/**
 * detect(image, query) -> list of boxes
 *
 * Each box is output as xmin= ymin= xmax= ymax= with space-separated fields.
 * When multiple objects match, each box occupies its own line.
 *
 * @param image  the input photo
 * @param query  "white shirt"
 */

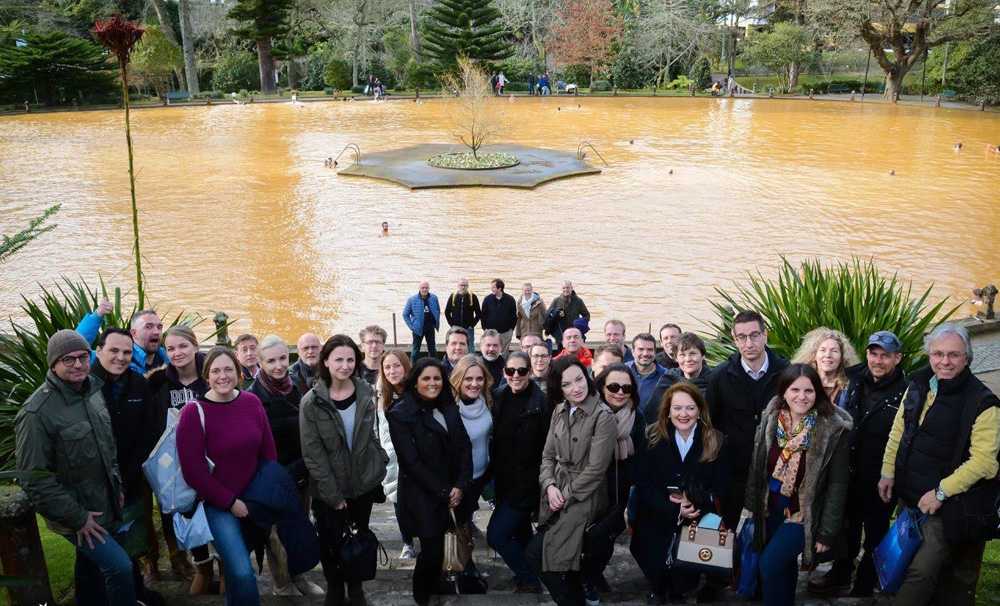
xmin=741 ymin=354 xmax=769 ymax=381
xmin=675 ymin=429 xmax=696 ymax=461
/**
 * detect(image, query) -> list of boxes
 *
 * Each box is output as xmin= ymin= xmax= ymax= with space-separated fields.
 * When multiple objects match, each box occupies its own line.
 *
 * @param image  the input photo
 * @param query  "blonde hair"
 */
xmin=448 ymin=354 xmax=494 ymax=408
xmin=792 ymin=327 xmax=860 ymax=392
xmin=647 ymin=382 xmax=722 ymax=463
xmin=378 ymin=351 xmax=411 ymax=411
xmin=163 ymin=324 xmax=198 ymax=348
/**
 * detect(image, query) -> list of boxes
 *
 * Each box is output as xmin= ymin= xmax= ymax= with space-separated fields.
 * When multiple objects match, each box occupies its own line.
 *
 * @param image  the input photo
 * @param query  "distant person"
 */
xmin=516 ymin=283 xmax=547 ymax=348
xmin=441 ymin=326 xmax=470 ymax=378
xmin=234 ymin=333 xmax=260 ymax=387
xmin=481 ymin=278 xmax=518 ymax=353
xmin=359 ymin=325 xmax=388 ymax=386
xmin=627 ymin=333 xmax=668 ymax=409
xmin=381 ymin=221 xmax=389 ymax=235
xmin=654 ymin=323 xmax=682 ymax=369
xmin=604 ymin=319 xmax=633 ymax=362
xmin=444 ymin=278 xmax=481 ymax=351
xmin=478 ymin=329 xmax=506 ymax=387
xmin=548 ymin=281 xmax=591 ymax=347
xmin=497 ymin=72 xmax=507 ymax=95
xmin=402 ymin=281 xmax=441 ymax=361
xmin=554 ymin=326 xmax=593 ymax=367
xmin=290 ymin=332 xmax=322 ymax=392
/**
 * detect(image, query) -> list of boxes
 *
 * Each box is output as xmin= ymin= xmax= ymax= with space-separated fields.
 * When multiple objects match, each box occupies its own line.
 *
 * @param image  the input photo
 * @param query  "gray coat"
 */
xmin=299 ymin=377 xmax=388 ymax=507
xmin=537 ymin=394 xmax=617 ymax=571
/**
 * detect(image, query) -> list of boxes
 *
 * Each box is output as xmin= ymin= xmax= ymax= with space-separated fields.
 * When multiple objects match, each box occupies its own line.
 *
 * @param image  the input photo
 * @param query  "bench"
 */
xmin=941 ymin=89 xmax=957 ymax=98
xmin=828 ymin=84 xmax=852 ymax=94
xmin=164 ymin=91 xmax=191 ymax=103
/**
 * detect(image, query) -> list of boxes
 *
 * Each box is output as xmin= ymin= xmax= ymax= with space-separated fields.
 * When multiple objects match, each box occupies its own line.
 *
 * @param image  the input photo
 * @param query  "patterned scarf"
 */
xmin=772 ymin=409 xmax=817 ymax=497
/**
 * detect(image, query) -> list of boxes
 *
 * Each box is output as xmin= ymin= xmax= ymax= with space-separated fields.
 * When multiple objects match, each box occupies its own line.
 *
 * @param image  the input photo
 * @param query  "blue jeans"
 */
xmin=204 ymin=504 xmax=260 ymax=606
xmin=65 ymin=532 xmax=135 ymax=606
xmin=411 ymin=328 xmax=436 ymax=361
xmin=487 ymin=501 xmax=538 ymax=584
xmin=760 ymin=520 xmax=804 ymax=606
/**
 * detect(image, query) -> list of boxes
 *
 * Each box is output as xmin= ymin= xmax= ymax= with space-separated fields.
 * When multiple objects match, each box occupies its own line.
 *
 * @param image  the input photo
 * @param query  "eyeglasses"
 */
xmin=59 ymin=353 xmax=90 ymax=367
xmin=605 ymin=383 xmax=633 ymax=395
xmin=504 ymin=367 xmax=530 ymax=377
xmin=733 ymin=331 xmax=764 ymax=344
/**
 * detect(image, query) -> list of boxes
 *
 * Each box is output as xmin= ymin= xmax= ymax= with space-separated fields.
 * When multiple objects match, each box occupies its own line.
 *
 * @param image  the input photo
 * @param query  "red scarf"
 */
xmin=259 ymin=368 xmax=293 ymax=396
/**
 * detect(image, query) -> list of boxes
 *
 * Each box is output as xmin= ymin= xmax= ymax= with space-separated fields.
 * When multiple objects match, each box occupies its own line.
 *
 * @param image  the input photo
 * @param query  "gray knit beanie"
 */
xmin=47 ymin=329 xmax=90 ymax=368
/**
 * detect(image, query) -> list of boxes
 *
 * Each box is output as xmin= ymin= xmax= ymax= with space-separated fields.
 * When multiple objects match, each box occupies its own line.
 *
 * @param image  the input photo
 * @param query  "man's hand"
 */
xmin=878 ymin=478 xmax=894 ymax=504
xmin=96 ymin=299 xmax=114 ymax=316
xmin=546 ymin=485 xmax=566 ymax=512
xmin=230 ymin=498 xmax=249 ymax=518
xmin=76 ymin=511 xmax=108 ymax=549
xmin=917 ymin=489 xmax=943 ymax=515
xmin=448 ymin=488 xmax=462 ymax=509
xmin=815 ymin=542 xmax=830 ymax=554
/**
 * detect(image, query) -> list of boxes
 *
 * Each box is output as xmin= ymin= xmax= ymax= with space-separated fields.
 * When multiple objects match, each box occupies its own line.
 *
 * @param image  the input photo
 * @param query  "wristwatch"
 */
xmin=935 ymin=487 xmax=948 ymax=502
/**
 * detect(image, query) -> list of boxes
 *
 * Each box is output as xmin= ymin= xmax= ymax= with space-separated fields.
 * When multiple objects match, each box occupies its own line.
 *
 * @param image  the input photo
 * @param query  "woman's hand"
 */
xmin=230 ymin=499 xmax=249 ymax=518
xmin=448 ymin=488 xmax=462 ymax=509
xmin=815 ymin=542 xmax=830 ymax=554
xmin=679 ymin=497 xmax=701 ymax=520
xmin=335 ymin=500 xmax=348 ymax=511
xmin=546 ymin=485 xmax=566 ymax=512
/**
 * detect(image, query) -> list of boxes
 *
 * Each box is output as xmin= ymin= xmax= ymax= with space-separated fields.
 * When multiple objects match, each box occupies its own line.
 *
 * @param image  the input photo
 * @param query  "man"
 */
xmin=547 ymin=281 xmax=590 ymax=348
xmin=529 ymin=343 xmax=553 ymax=391
xmin=554 ymin=326 xmax=592 ymax=367
xmin=809 ymin=330 xmax=908 ymax=597
xmin=359 ymin=325 xmax=388 ymax=385
xmin=591 ymin=344 xmax=624 ymax=378
xmin=478 ymin=329 xmax=506 ymax=387
xmin=290 ymin=332 xmax=322 ymax=392
xmin=654 ymin=323 xmax=682 ymax=369
xmin=519 ymin=333 xmax=544 ymax=353
xmin=627 ymin=333 xmax=668 ymax=417
xmin=706 ymin=310 xmax=788 ymax=526
xmin=603 ymin=319 xmax=633 ymax=363
xmin=642 ymin=332 xmax=714 ymax=418
xmin=481 ymin=278 xmax=518 ymax=353
xmin=77 ymin=302 xmax=168 ymax=374
xmin=516 ymin=283 xmax=547 ymax=348
xmin=234 ymin=333 xmax=260 ymax=387
xmin=442 ymin=326 xmax=470 ymax=378
xmin=444 ymin=278 xmax=481 ymax=351
xmin=16 ymin=330 xmax=135 ymax=605
xmin=402 ymin=281 xmax=441 ymax=361
xmin=879 ymin=324 xmax=999 ymax=606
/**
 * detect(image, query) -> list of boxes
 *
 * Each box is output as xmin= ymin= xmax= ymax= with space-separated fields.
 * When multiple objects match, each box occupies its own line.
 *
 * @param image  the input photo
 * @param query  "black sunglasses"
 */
xmin=605 ymin=382 xmax=633 ymax=395
xmin=504 ymin=366 xmax=530 ymax=377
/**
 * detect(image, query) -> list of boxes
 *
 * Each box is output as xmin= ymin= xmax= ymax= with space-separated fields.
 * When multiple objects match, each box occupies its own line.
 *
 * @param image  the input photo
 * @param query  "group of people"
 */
xmin=365 ymin=75 xmax=386 ymax=100
xmin=13 ymin=277 xmax=1000 ymax=606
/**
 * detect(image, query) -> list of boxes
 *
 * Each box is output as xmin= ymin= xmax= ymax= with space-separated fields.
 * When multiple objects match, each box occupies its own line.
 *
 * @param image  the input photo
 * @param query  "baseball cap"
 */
xmin=867 ymin=330 xmax=902 ymax=353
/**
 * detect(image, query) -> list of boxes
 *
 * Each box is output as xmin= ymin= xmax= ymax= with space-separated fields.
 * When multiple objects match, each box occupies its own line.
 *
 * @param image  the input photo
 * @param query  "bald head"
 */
xmin=419 ymin=281 xmax=430 ymax=296
xmin=297 ymin=332 xmax=322 ymax=368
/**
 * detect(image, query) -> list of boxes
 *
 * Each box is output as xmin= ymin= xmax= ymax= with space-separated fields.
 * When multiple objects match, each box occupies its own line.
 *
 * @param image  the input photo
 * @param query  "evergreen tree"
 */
xmin=227 ymin=0 xmax=294 ymax=93
xmin=423 ymin=0 xmax=511 ymax=69
xmin=0 ymin=29 xmax=115 ymax=104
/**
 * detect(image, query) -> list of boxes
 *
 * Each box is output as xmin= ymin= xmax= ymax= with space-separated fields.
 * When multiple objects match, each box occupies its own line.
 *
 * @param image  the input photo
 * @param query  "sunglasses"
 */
xmin=503 ymin=366 xmax=530 ymax=377
xmin=605 ymin=383 xmax=633 ymax=395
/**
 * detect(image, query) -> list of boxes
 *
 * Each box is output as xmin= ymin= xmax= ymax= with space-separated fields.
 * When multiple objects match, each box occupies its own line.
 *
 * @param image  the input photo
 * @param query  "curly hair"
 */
xmin=791 ymin=327 xmax=860 ymax=395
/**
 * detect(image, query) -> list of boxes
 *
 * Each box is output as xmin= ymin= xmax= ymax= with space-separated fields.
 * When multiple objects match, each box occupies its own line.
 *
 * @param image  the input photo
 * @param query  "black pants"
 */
xmin=313 ymin=495 xmax=375 ymax=592
xmin=832 ymin=477 xmax=894 ymax=591
xmin=413 ymin=534 xmax=444 ymax=605
xmin=525 ymin=525 xmax=585 ymax=606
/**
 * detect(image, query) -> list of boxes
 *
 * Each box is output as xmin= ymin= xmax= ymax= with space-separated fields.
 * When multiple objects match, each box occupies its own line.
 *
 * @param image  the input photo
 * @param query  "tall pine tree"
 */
xmin=0 ymin=30 xmax=115 ymax=104
xmin=227 ymin=0 xmax=294 ymax=94
xmin=423 ymin=0 xmax=511 ymax=70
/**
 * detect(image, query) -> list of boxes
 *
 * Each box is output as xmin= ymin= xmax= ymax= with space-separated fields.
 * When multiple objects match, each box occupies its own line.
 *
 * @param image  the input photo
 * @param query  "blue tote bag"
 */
xmin=874 ymin=507 xmax=926 ymax=593
xmin=736 ymin=517 xmax=759 ymax=599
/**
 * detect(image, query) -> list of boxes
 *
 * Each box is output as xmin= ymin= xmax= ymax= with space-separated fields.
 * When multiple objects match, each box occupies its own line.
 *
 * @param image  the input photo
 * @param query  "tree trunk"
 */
xmin=408 ymin=0 xmax=422 ymax=61
xmin=257 ymin=37 xmax=277 ymax=93
xmin=788 ymin=61 xmax=800 ymax=92
xmin=288 ymin=60 xmax=300 ymax=90
xmin=178 ymin=0 xmax=200 ymax=94
xmin=148 ymin=0 xmax=186 ymax=88
xmin=884 ymin=69 xmax=904 ymax=102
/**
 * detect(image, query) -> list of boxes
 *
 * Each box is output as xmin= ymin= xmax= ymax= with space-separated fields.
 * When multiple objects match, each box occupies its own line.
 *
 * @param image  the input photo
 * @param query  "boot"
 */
xmin=325 ymin=582 xmax=345 ymax=606
xmin=169 ymin=551 xmax=195 ymax=580
xmin=138 ymin=555 xmax=161 ymax=585
xmin=189 ymin=557 xmax=216 ymax=595
xmin=807 ymin=562 xmax=851 ymax=596
xmin=347 ymin=581 xmax=368 ymax=606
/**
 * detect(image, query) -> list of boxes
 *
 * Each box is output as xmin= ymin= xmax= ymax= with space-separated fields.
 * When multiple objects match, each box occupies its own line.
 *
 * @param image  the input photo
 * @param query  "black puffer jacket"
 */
xmin=248 ymin=377 xmax=306 ymax=483
xmin=640 ymin=365 xmax=713 ymax=420
xmin=490 ymin=381 xmax=551 ymax=511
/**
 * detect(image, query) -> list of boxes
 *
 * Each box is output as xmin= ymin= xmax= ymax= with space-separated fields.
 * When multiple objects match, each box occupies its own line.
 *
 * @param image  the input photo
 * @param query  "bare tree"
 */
xmin=441 ymin=57 xmax=505 ymax=159
xmin=633 ymin=0 xmax=714 ymax=86
xmin=178 ymin=0 xmax=200 ymax=93
xmin=495 ymin=0 xmax=560 ymax=65
xmin=147 ymin=0 xmax=186 ymax=87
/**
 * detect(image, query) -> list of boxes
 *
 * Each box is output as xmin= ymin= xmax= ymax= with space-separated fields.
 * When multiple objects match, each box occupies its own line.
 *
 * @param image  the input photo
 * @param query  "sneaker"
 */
xmin=273 ymin=583 xmax=303 ymax=596
xmin=293 ymin=576 xmax=326 ymax=596
xmin=399 ymin=543 xmax=417 ymax=560
xmin=584 ymin=584 xmax=601 ymax=606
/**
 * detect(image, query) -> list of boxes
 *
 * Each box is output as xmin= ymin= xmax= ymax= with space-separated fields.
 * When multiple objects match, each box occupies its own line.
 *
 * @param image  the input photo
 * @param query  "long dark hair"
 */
xmin=546 ymin=356 xmax=596 ymax=410
xmin=594 ymin=363 xmax=639 ymax=410
xmin=775 ymin=363 xmax=834 ymax=417
xmin=403 ymin=357 xmax=456 ymax=408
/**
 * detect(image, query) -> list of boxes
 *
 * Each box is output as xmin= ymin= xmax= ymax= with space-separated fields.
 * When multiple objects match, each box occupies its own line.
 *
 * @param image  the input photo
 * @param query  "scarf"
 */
xmin=259 ymin=368 xmax=293 ymax=396
xmin=613 ymin=405 xmax=636 ymax=461
xmin=521 ymin=292 xmax=539 ymax=318
xmin=772 ymin=409 xmax=817 ymax=497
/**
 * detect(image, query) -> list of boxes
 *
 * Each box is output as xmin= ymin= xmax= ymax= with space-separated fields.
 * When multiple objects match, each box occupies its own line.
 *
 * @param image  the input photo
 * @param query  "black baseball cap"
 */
xmin=867 ymin=331 xmax=902 ymax=353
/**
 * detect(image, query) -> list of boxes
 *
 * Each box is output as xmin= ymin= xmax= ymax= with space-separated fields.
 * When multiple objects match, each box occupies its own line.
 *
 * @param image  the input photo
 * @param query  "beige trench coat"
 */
xmin=537 ymin=393 xmax=617 ymax=572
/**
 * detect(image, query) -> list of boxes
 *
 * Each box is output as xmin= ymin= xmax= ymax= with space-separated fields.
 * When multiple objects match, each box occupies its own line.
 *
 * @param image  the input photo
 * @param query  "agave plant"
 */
xmin=706 ymin=257 xmax=959 ymax=373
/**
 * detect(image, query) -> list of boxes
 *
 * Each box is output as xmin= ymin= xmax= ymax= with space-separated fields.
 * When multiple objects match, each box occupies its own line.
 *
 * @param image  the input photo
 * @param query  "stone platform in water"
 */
xmin=336 ymin=144 xmax=601 ymax=189
xmin=149 ymin=502 xmax=887 ymax=605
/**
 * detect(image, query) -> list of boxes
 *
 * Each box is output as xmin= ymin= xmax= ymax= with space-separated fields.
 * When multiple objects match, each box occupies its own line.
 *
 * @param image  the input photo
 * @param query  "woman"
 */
xmin=146 ymin=325 xmax=212 ymax=589
xmin=376 ymin=351 xmax=415 ymax=559
xmin=449 ymin=354 xmax=494 ymax=529
xmin=641 ymin=332 xmax=712 ymax=418
xmin=528 ymin=343 xmax=552 ymax=393
xmin=792 ymin=328 xmax=859 ymax=406
xmin=528 ymin=357 xmax=617 ymax=606
xmin=630 ymin=383 xmax=729 ymax=604
xmin=743 ymin=364 xmax=852 ymax=606
xmin=387 ymin=358 xmax=472 ymax=606
xmin=584 ymin=364 xmax=647 ymax=603
xmin=488 ymin=351 xmax=549 ymax=593
xmin=300 ymin=335 xmax=388 ymax=606
xmin=176 ymin=346 xmax=278 ymax=606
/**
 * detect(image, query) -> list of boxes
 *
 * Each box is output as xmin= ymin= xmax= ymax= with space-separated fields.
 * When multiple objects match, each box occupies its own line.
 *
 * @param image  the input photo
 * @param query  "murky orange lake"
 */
xmin=1 ymin=97 xmax=998 ymax=342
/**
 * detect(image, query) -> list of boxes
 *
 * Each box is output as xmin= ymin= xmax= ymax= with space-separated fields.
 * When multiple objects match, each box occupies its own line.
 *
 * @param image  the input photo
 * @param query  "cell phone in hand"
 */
xmin=667 ymin=485 xmax=683 ymax=497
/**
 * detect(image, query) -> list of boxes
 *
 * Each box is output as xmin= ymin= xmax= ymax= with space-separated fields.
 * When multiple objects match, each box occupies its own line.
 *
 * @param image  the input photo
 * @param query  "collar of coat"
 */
xmin=312 ymin=376 xmax=373 ymax=411
xmin=558 ymin=393 xmax=603 ymax=418
xmin=46 ymin=369 xmax=102 ymax=402
xmin=759 ymin=396 xmax=853 ymax=452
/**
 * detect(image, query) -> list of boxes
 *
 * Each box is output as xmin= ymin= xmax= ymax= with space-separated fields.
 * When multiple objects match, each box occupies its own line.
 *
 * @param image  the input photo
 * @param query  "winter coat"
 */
xmin=639 ymin=365 xmax=713 ymax=421
xmin=402 ymin=293 xmax=441 ymax=335
xmin=387 ymin=393 xmax=472 ymax=538
xmin=444 ymin=292 xmax=481 ymax=329
xmin=744 ymin=398 xmax=853 ymax=567
xmin=840 ymin=362 xmax=906 ymax=485
xmin=15 ymin=372 xmax=123 ymax=536
xmin=289 ymin=360 xmax=317 ymax=394
xmin=516 ymin=294 xmax=548 ymax=339
xmin=376 ymin=404 xmax=399 ymax=503
xmin=548 ymin=292 xmax=591 ymax=331
xmin=249 ymin=378 xmax=306 ymax=484
xmin=481 ymin=292 xmax=518 ymax=334
xmin=627 ymin=361 xmax=669 ymax=413
xmin=599 ymin=406 xmax=648 ymax=530
xmin=299 ymin=377 xmax=388 ymax=508
xmin=491 ymin=381 xmax=551 ymax=511
xmin=537 ymin=394 xmax=617 ymax=571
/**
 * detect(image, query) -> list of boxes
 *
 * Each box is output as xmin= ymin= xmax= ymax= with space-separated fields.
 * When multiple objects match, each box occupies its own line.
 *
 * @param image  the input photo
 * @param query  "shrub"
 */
xmin=590 ymin=79 xmax=612 ymax=92
xmin=504 ymin=81 xmax=529 ymax=92
xmin=666 ymin=75 xmax=693 ymax=90
xmin=559 ymin=64 xmax=590 ymax=87
xmin=324 ymin=87 xmax=335 ymax=95
xmin=323 ymin=59 xmax=352 ymax=90
xmin=688 ymin=56 xmax=712 ymax=89
xmin=706 ymin=257 xmax=958 ymax=373
xmin=193 ymin=91 xmax=224 ymax=99
xmin=404 ymin=59 xmax=438 ymax=89
xmin=351 ymin=85 xmax=366 ymax=94
xmin=212 ymin=49 xmax=260 ymax=93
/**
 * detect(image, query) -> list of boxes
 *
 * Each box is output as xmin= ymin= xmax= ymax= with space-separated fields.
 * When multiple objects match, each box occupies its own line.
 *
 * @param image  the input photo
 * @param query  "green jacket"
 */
xmin=299 ymin=376 xmax=388 ymax=507
xmin=15 ymin=371 xmax=123 ymax=536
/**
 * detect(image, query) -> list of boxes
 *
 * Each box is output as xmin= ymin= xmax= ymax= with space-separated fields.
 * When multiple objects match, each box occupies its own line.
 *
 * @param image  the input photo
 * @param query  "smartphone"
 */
xmin=667 ymin=485 xmax=683 ymax=497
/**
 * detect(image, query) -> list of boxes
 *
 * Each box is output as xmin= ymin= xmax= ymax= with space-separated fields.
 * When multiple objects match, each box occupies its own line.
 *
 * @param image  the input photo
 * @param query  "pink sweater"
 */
xmin=177 ymin=391 xmax=277 ymax=510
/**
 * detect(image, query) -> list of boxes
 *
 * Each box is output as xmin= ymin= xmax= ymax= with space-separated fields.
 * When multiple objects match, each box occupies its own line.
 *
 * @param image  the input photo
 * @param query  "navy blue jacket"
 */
xmin=242 ymin=460 xmax=320 ymax=577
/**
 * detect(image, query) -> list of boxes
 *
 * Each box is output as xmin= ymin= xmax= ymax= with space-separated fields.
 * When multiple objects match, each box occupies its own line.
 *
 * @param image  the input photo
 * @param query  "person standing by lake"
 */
xmin=481 ymin=278 xmax=518 ymax=353
xmin=516 ymin=283 xmax=547 ymax=348
xmin=403 ymin=281 xmax=441 ymax=362
xmin=444 ymin=278 xmax=481 ymax=352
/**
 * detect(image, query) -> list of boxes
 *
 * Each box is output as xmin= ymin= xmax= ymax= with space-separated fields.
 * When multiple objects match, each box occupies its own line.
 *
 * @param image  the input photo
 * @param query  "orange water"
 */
xmin=1 ymin=97 xmax=998 ymax=342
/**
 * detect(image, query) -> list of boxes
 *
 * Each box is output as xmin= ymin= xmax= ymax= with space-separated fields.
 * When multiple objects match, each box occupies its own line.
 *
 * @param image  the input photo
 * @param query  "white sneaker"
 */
xmin=293 ymin=576 xmax=326 ymax=596
xmin=273 ymin=583 xmax=303 ymax=596
xmin=399 ymin=543 xmax=417 ymax=560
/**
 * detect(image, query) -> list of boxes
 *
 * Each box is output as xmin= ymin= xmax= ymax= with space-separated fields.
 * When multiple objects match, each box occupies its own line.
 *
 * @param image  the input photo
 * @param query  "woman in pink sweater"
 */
xmin=177 ymin=346 xmax=276 ymax=606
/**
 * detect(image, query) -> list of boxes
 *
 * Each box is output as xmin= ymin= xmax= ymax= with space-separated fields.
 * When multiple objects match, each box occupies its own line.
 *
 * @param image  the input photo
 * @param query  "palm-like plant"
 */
xmin=707 ymin=257 xmax=959 ymax=373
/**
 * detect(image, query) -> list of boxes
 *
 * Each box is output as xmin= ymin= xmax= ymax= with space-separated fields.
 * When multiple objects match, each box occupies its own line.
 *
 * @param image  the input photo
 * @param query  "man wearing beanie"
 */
xmin=16 ymin=329 xmax=136 ymax=606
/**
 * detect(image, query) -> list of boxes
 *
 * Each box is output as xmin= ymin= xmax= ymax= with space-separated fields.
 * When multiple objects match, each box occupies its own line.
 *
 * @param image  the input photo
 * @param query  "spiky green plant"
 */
xmin=707 ymin=257 xmax=959 ymax=373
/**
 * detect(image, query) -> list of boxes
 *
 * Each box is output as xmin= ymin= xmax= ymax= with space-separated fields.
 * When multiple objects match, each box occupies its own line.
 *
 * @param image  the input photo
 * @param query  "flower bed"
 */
xmin=427 ymin=151 xmax=520 ymax=170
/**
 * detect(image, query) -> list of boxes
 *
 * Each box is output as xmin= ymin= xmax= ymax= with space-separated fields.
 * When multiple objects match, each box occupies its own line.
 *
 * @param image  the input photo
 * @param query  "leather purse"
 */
xmin=443 ymin=510 xmax=473 ymax=573
xmin=668 ymin=521 xmax=735 ymax=575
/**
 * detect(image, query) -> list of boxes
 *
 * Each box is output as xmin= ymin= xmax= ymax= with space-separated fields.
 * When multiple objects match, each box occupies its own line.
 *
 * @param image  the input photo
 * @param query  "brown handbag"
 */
xmin=443 ymin=509 xmax=473 ymax=573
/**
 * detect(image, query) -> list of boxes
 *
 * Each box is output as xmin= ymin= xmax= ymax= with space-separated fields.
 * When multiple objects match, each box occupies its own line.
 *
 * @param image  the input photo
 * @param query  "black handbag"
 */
xmin=339 ymin=524 xmax=386 ymax=582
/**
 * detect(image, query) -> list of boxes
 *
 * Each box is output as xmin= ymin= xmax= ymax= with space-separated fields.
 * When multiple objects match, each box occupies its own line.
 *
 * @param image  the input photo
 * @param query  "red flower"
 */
xmin=92 ymin=14 xmax=145 ymax=66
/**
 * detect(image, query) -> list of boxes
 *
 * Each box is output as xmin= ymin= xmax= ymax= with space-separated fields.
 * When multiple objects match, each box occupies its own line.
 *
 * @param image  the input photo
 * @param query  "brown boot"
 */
xmin=189 ymin=558 xmax=215 ymax=595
